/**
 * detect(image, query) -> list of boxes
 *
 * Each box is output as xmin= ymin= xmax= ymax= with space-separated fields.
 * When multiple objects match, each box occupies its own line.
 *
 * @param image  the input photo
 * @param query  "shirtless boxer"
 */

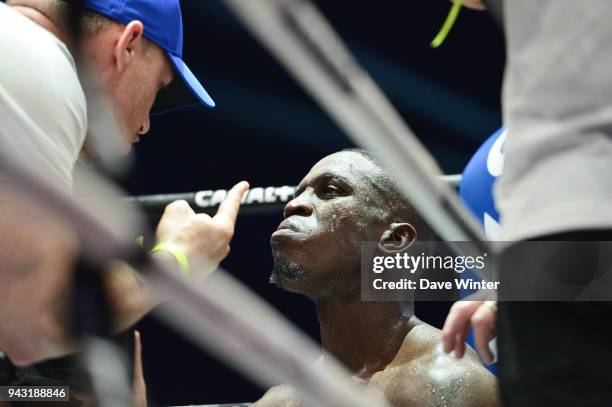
xmin=256 ymin=149 xmax=499 ymax=406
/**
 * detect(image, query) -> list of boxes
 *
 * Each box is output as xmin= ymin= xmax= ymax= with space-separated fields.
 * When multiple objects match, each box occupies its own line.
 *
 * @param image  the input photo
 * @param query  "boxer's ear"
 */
xmin=378 ymin=223 xmax=417 ymax=253
xmin=115 ymin=21 xmax=145 ymax=72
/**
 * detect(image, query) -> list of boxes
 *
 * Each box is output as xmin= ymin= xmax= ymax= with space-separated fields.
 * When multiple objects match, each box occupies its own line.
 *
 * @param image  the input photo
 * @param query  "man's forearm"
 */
xmin=104 ymin=250 xmax=186 ymax=332
xmin=104 ymin=262 xmax=157 ymax=332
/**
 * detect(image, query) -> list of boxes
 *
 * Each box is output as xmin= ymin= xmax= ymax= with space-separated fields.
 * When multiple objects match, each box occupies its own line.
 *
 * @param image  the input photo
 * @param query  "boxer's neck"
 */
xmin=315 ymin=297 xmax=416 ymax=379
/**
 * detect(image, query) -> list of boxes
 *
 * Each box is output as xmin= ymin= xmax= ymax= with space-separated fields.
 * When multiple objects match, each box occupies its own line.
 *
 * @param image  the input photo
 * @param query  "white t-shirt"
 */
xmin=495 ymin=0 xmax=612 ymax=241
xmin=0 ymin=2 xmax=87 ymax=192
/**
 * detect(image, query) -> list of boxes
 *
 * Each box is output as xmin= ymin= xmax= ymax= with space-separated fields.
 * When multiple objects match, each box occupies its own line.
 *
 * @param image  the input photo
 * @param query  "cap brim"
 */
xmin=168 ymin=53 xmax=215 ymax=108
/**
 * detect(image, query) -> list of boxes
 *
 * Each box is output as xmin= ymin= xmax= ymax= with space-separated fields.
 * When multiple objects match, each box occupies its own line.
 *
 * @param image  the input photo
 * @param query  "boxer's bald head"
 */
xmin=270 ymin=149 xmax=432 ymax=300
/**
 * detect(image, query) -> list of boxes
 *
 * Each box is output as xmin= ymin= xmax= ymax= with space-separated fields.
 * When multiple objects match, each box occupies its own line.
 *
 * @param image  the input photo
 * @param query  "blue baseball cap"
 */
xmin=84 ymin=0 xmax=215 ymax=111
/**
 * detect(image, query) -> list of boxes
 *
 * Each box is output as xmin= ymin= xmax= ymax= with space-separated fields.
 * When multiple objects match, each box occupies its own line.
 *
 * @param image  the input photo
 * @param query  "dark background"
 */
xmin=110 ymin=0 xmax=503 ymax=405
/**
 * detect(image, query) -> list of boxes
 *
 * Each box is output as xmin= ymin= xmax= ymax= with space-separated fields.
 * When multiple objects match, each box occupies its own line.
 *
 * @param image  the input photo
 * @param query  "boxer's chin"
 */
xmin=270 ymin=256 xmax=306 ymax=291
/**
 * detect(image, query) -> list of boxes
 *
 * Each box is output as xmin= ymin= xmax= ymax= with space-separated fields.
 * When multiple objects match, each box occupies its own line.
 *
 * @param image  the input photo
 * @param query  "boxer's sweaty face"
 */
xmin=271 ymin=151 xmax=390 ymax=299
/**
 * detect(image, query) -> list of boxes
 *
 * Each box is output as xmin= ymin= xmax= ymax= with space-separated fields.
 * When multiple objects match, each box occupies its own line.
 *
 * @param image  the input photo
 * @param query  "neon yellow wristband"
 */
xmin=431 ymin=0 xmax=463 ymax=48
xmin=151 ymin=243 xmax=190 ymax=276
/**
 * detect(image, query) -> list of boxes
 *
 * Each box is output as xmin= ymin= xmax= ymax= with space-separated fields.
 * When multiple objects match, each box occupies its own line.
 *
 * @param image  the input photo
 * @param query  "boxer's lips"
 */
xmin=271 ymin=222 xmax=307 ymax=239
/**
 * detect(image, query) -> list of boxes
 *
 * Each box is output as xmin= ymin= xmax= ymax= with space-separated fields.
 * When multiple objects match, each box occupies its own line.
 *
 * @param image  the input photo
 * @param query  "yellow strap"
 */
xmin=151 ymin=243 xmax=190 ymax=276
xmin=431 ymin=0 xmax=463 ymax=48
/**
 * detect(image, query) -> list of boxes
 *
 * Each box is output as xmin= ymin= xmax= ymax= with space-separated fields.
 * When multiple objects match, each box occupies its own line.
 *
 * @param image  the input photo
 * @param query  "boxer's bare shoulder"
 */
xmin=255 ymin=321 xmax=499 ymax=407
xmin=366 ymin=321 xmax=500 ymax=407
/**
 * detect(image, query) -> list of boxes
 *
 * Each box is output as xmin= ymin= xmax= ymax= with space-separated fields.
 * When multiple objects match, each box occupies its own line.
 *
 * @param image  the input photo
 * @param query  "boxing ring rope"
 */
xmin=440 ymin=174 xmax=463 ymax=187
xmin=125 ymin=175 xmax=462 ymax=217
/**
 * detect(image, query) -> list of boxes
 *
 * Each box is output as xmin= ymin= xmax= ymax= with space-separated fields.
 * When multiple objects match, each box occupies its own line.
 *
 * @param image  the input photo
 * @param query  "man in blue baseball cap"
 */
xmin=6 ymin=0 xmax=214 ymax=157
xmin=82 ymin=0 xmax=217 ymax=117
xmin=0 ymin=0 xmax=249 ymax=372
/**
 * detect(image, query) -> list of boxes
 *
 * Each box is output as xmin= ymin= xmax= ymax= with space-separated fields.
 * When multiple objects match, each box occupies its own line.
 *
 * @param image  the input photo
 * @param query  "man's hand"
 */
xmin=442 ymin=300 xmax=497 ymax=364
xmin=451 ymin=0 xmax=487 ymax=10
xmin=155 ymin=181 xmax=249 ymax=276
